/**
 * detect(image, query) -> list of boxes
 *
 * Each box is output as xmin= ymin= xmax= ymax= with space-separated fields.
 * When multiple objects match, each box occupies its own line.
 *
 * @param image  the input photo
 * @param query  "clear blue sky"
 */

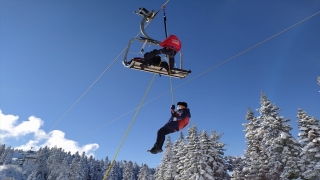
xmin=1 ymin=0 xmax=320 ymax=168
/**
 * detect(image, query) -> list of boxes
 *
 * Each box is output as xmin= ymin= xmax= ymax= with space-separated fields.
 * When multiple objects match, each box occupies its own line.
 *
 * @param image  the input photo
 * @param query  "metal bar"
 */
xmin=140 ymin=39 xmax=148 ymax=53
xmin=140 ymin=16 xmax=151 ymax=39
xmin=178 ymin=51 xmax=183 ymax=69
xmin=122 ymin=38 xmax=141 ymax=67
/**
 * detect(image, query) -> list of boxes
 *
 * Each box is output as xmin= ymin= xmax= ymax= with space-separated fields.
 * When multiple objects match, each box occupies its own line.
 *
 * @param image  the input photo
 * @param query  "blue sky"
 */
xmin=1 ymin=0 xmax=320 ymax=168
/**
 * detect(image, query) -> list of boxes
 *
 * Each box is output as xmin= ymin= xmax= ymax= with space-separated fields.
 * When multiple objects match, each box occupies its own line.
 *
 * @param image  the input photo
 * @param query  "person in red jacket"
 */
xmin=143 ymin=35 xmax=182 ymax=71
xmin=148 ymin=102 xmax=191 ymax=154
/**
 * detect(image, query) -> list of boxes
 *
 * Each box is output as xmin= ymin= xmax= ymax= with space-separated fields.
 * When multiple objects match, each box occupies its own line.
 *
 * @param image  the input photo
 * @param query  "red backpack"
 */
xmin=159 ymin=35 xmax=182 ymax=52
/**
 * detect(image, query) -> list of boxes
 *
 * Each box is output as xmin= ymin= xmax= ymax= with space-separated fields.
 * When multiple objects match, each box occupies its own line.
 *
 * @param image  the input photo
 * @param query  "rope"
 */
xmin=169 ymin=69 xmax=174 ymax=104
xmin=103 ymin=61 xmax=162 ymax=179
xmin=163 ymin=5 xmax=168 ymax=38
xmin=162 ymin=3 xmax=174 ymax=105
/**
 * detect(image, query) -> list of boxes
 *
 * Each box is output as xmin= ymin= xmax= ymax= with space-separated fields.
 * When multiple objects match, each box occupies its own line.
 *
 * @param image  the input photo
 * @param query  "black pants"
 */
xmin=144 ymin=48 xmax=176 ymax=69
xmin=155 ymin=126 xmax=176 ymax=149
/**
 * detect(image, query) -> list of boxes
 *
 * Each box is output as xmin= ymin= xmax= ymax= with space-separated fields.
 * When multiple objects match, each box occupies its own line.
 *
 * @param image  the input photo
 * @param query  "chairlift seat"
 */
xmin=125 ymin=57 xmax=191 ymax=78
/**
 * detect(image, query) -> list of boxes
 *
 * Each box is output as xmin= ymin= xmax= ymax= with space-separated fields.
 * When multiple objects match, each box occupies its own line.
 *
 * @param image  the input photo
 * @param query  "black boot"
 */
xmin=149 ymin=144 xmax=163 ymax=154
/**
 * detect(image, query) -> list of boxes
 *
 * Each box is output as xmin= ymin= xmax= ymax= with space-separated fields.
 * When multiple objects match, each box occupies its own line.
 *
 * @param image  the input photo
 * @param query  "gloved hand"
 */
xmin=173 ymin=117 xmax=177 ymax=121
xmin=171 ymin=105 xmax=175 ymax=110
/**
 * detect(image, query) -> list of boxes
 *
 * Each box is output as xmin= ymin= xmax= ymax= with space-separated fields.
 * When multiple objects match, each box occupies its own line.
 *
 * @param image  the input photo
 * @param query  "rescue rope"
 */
xmin=103 ymin=61 xmax=163 ymax=179
xmin=162 ymin=4 xmax=175 ymax=105
xmin=169 ymin=68 xmax=175 ymax=105
xmin=163 ymin=5 xmax=168 ymax=38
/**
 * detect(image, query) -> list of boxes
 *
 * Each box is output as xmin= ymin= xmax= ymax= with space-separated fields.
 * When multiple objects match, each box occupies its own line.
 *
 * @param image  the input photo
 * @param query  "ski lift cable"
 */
xmin=77 ymin=10 xmax=320 ymax=139
xmin=49 ymin=11 xmax=159 ymax=132
xmin=47 ymin=9 xmax=320 ymax=153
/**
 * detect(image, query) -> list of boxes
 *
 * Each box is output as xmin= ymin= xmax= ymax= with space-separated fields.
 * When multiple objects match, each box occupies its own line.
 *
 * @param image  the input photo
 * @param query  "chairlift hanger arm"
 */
xmin=134 ymin=7 xmax=157 ymax=39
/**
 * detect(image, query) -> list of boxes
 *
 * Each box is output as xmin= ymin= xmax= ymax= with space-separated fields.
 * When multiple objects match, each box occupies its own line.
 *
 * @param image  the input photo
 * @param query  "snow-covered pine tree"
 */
xmin=297 ymin=108 xmax=320 ymax=179
xmin=88 ymin=156 xmax=101 ymax=180
xmin=0 ymin=164 xmax=24 ymax=179
xmin=174 ymin=132 xmax=188 ymax=179
xmin=81 ymin=152 xmax=89 ymax=179
xmin=138 ymin=164 xmax=148 ymax=180
xmin=172 ymin=131 xmax=187 ymax=177
xmin=100 ymin=156 xmax=110 ymax=178
xmin=69 ymin=151 xmax=82 ymax=179
xmin=225 ymin=156 xmax=245 ymax=180
xmin=242 ymin=108 xmax=268 ymax=179
xmin=46 ymin=146 xmax=65 ymax=180
xmin=138 ymin=163 xmax=154 ymax=180
xmin=69 ymin=152 xmax=89 ymax=180
xmin=56 ymin=151 xmax=73 ymax=180
xmin=104 ymin=160 xmax=121 ymax=180
xmin=0 ymin=144 xmax=5 ymax=158
xmin=0 ymin=146 xmax=13 ymax=165
xmin=208 ymin=130 xmax=230 ymax=180
xmin=133 ymin=162 xmax=140 ymax=180
xmin=119 ymin=161 xmax=125 ymax=178
xmin=123 ymin=160 xmax=135 ymax=180
xmin=27 ymin=147 xmax=50 ymax=180
xmin=156 ymin=136 xmax=176 ymax=180
xmin=258 ymin=92 xmax=301 ymax=179
xmin=198 ymin=130 xmax=215 ymax=179
xmin=98 ymin=158 xmax=108 ymax=179
xmin=176 ymin=124 xmax=202 ymax=180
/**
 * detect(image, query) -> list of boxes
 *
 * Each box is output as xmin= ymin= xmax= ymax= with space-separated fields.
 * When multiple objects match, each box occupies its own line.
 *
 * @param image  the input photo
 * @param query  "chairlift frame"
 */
xmin=122 ymin=7 xmax=191 ymax=78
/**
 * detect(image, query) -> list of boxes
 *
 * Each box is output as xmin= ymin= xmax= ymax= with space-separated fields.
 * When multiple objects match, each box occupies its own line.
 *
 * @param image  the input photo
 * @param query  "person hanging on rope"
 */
xmin=148 ymin=102 xmax=191 ymax=154
xmin=142 ymin=35 xmax=182 ymax=72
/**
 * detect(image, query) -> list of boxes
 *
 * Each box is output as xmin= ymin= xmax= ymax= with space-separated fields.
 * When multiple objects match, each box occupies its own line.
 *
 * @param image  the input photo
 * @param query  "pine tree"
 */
xmin=56 ymin=152 xmax=73 ymax=180
xmin=69 ymin=151 xmax=81 ymax=180
xmin=88 ymin=157 xmax=100 ymax=180
xmin=47 ymin=147 xmax=65 ymax=180
xmin=104 ymin=160 xmax=121 ymax=180
xmin=27 ymin=147 xmax=50 ymax=180
xmin=69 ymin=152 xmax=89 ymax=180
xmin=208 ymin=131 xmax=230 ymax=180
xmin=0 ymin=146 xmax=14 ymax=165
xmin=258 ymin=92 xmax=301 ymax=179
xmin=297 ymin=108 xmax=320 ymax=179
xmin=225 ymin=156 xmax=245 ymax=180
xmin=174 ymin=131 xmax=188 ymax=179
xmin=133 ymin=162 xmax=140 ymax=180
xmin=171 ymin=132 xmax=184 ymax=176
xmin=100 ymin=156 xmax=110 ymax=178
xmin=138 ymin=164 xmax=154 ymax=180
xmin=242 ymin=108 xmax=268 ymax=179
xmin=123 ymin=160 xmax=135 ymax=180
xmin=198 ymin=130 xmax=215 ymax=179
xmin=176 ymin=124 xmax=202 ymax=180
xmin=156 ymin=136 xmax=175 ymax=180
xmin=0 ymin=144 xmax=6 ymax=158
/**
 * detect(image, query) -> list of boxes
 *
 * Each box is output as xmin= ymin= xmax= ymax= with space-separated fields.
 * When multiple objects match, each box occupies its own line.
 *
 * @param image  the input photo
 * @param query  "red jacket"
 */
xmin=159 ymin=35 xmax=182 ymax=52
xmin=170 ymin=108 xmax=191 ymax=131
